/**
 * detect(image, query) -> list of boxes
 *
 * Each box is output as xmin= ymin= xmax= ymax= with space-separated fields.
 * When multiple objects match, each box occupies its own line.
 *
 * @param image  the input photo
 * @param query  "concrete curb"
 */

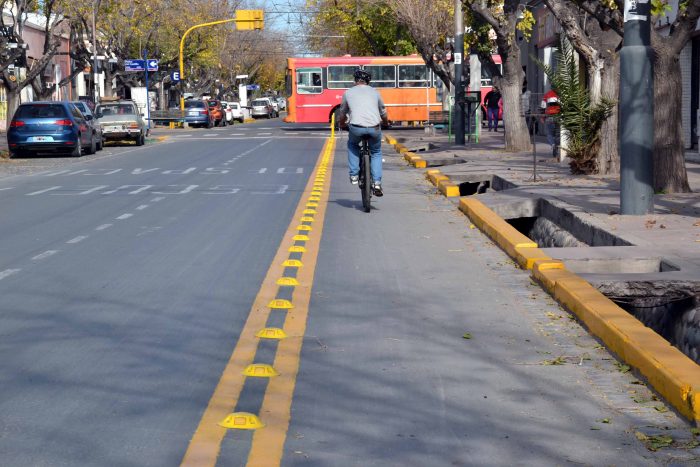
xmin=385 ymin=133 xmax=427 ymax=169
xmin=460 ymin=197 xmax=700 ymax=423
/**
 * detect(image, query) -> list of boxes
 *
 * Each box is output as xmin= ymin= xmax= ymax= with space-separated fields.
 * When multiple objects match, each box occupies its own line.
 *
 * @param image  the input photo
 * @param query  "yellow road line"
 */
xmin=180 ymin=137 xmax=335 ymax=466
xmin=246 ymin=139 xmax=334 ymax=466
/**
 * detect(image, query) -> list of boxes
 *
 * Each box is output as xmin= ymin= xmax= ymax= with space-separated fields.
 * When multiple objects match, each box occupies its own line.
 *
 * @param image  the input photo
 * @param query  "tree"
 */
xmin=539 ymin=38 xmax=614 ymax=173
xmin=577 ymin=0 xmax=700 ymax=193
xmin=465 ymin=0 xmax=531 ymax=152
xmin=306 ymin=0 xmax=416 ymax=57
xmin=0 ymin=0 xmax=85 ymax=126
xmin=542 ymin=0 xmax=621 ymax=174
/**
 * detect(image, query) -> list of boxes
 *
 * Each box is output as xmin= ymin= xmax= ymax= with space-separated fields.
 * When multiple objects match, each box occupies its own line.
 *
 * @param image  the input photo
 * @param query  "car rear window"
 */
xmin=97 ymin=104 xmax=136 ymax=116
xmin=185 ymin=101 xmax=205 ymax=109
xmin=16 ymin=104 xmax=67 ymax=119
xmin=252 ymin=100 xmax=268 ymax=106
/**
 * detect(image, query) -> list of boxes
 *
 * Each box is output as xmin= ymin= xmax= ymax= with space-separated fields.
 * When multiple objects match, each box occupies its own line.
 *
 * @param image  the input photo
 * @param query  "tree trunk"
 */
xmin=6 ymin=87 xmax=20 ymax=128
xmin=499 ymin=44 xmax=531 ymax=152
xmin=597 ymin=55 xmax=620 ymax=174
xmin=653 ymin=41 xmax=691 ymax=193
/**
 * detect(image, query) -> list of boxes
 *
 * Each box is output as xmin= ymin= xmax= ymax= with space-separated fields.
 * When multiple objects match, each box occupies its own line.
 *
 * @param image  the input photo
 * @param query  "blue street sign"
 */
xmin=125 ymin=59 xmax=145 ymax=72
xmin=171 ymin=71 xmax=181 ymax=82
xmin=147 ymin=59 xmax=159 ymax=71
xmin=246 ymin=84 xmax=260 ymax=91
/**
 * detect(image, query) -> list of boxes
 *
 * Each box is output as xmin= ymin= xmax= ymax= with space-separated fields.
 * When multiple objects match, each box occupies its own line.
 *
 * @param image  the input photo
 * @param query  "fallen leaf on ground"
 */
xmin=462 ymin=333 xmax=473 ymax=339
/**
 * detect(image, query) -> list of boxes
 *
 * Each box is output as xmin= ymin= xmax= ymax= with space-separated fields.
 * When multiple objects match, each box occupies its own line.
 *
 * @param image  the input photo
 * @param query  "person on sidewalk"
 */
xmin=540 ymin=88 xmax=561 ymax=156
xmin=484 ymin=86 xmax=502 ymax=132
xmin=521 ymin=81 xmax=533 ymax=134
xmin=338 ymin=69 xmax=389 ymax=197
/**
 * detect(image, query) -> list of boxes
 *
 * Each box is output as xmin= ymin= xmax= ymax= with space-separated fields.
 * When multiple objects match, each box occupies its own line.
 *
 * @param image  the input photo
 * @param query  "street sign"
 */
xmin=147 ymin=59 xmax=159 ymax=71
xmin=125 ymin=59 xmax=145 ymax=72
xmin=246 ymin=84 xmax=260 ymax=91
xmin=171 ymin=71 xmax=181 ymax=82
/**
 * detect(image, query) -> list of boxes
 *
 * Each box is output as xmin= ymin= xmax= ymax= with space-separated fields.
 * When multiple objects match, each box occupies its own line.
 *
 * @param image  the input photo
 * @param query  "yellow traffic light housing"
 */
xmin=235 ymin=10 xmax=264 ymax=30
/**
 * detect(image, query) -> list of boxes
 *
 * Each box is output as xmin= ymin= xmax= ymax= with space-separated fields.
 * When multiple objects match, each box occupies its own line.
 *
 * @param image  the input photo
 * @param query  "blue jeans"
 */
xmin=347 ymin=125 xmax=382 ymax=183
xmin=487 ymin=107 xmax=499 ymax=130
xmin=545 ymin=117 xmax=559 ymax=147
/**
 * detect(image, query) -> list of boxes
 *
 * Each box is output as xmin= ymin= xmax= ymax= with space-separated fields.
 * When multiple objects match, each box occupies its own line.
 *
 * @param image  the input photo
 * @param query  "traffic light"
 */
xmin=235 ymin=10 xmax=264 ymax=30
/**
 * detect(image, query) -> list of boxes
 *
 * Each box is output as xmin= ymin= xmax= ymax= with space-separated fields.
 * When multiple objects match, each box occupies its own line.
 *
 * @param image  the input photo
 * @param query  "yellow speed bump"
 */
xmin=300 ymin=216 xmax=314 ymax=222
xmin=307 ymin=202 xmax=319 ymax=208
xmin=303 ymin=209 xmax=317 ymax=215
xmin=311 ymin=190 xmax=323 ymax=196
xmin=309 ymin=196 xmax=321 ymax=202
xmin=282 ymin=259 xmax=303 ymax=268
xmin=288 ymin=246 xmax=306 ymax=253
xmin=256 ymin=327 xmax=287 ymax=339
xmin=297 ymin=225 xmax=312 ymax=231
xmin=219 ymin=412 xmax=265 ymax=430
xmin=277 ymin=277 xmax=300 ymax=286
xmin=268 ymin=299 xmax=293 ymax=309
xmin=243 ymin=364 xmax=280 ymax=377
xmin=293 ymin=234 xmax=310 ymax=241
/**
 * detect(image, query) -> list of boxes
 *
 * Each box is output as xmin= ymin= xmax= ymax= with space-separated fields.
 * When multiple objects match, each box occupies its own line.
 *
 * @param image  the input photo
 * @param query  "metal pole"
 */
xmin=454 ymin=0 xmax=465 ymax=145
xmin=619 ymin=0 xmax=654 ymax=214
xmin=143 ymin=49 xmax=151 ymax=131
xmin=92 ymin=0 xmax=99 ymax=102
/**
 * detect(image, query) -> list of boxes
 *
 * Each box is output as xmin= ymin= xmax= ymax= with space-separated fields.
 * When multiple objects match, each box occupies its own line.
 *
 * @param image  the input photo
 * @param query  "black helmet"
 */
xmin=353 ymin=69 xmax=371 ymax=84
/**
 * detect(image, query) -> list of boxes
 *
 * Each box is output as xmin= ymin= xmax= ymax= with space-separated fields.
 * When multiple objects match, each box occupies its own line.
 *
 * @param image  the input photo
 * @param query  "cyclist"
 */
xmin=338 ymin=69 xmax=389 ymax=197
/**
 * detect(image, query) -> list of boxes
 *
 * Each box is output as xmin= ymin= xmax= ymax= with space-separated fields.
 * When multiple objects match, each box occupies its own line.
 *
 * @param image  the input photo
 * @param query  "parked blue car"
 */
xmin=183 ymin=99 xmax=214 ymax=128
xmin=7 ymin=101 xmax=97 ymax=157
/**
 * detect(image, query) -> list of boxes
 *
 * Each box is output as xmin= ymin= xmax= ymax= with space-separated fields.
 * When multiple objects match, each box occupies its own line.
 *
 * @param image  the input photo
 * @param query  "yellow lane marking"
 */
xmin=180 ymin=137 xmax=334 ymax=467
xmin=246 ymin=137 xmax=335 ymax=466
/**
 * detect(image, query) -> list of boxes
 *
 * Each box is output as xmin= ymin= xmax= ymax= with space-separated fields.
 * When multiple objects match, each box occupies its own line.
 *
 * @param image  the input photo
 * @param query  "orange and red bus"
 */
xmin=284 ymin=54 xmax=502 ymax=125
xmin=284 ymin=55 xmax=443 ymax=124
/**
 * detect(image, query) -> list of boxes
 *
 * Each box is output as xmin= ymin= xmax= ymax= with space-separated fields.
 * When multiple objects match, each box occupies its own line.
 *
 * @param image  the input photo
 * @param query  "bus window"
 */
xmin=398 ymin=65 xmax=428 ymax=87
xmin=481 ymin=63 xmax=503 ymax=87
xmin=285 ymin=69 xmax=292 ymax=96
xmin=364 ymin=65 xmax=396 ymax=88
xmin=327 ymin=65 xmax=358 ymax=89
xmin=297 ymin=67 xmax=322 ymax=94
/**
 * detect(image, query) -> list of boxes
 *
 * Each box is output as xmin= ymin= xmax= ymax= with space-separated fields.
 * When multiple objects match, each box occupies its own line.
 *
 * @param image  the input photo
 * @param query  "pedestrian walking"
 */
xmin=521 ymin=81 xmax=532 ymax=133
xmin=540 ymin=89 xmax=561 ymax=156
xmin=484 ymin=86 xmax=502 ymax=132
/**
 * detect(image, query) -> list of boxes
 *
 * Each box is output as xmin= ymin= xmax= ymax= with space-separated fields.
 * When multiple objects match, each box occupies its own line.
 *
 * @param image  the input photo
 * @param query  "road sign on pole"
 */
xmin=171 ymin=71 xmax=181 ymax=82
xmin=147 ymin=59 xmax=159 ymax=71
xmin=125 ymin=59 xmax=145 ymax=72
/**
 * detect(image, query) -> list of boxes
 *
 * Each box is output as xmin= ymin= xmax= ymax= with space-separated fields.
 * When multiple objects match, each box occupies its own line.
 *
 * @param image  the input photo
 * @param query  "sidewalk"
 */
xmin=384 ymin=126 xmax=700 ymax=426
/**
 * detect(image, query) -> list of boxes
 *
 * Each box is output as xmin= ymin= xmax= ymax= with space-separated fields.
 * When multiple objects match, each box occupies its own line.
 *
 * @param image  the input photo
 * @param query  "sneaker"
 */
xmin=372 ymin=182 xmax=383 ymax=197
xmin=350 ymin=175 xmax=359 ymax=185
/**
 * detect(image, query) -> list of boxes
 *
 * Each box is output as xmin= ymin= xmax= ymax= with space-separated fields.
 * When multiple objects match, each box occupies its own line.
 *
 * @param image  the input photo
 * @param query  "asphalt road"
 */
xmin=0 ymin=119 xmax=695 ymax=466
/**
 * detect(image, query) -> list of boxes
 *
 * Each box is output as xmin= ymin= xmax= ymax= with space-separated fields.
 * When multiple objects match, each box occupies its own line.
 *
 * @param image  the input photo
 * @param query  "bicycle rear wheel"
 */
xmin=360 ymin=143 xmax=372 ymax=212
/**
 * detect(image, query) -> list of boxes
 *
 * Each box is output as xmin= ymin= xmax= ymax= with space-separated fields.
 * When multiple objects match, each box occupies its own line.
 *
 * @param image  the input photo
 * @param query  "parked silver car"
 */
xmin=72 ymin=101 xmax=104 ymax=151
xmin=251 ymin=98 xmax=276 ymax=119
xmin=95 ymin=100 xmax=147 ymax=145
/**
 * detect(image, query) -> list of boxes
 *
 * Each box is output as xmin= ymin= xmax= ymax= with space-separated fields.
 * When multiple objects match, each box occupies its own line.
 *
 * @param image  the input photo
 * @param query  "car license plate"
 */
xmin=188 ymin=111 xmax=199 ymax=116
xmin=28 ymin=136 xmax=54 ymax=142
xmin=108 ymin=125 xmax=123 ymax=131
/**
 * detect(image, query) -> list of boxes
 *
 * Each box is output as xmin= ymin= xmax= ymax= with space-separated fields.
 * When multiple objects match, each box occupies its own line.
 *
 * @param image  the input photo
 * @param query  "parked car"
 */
xmin=95 ymin=100 xmax=147 ymax=145
xmin=269 ymin=99 xmax=279 ymax=115
xmin=7 ymin=101 xmax=97 ymax=157
xmin=207 ymin=100 xmax=227 ymax=126
xmin=220 ymin=101 xmax=235 ymax=125
xmin=275 ymin=97 xmax=286 ymax=111
xmin=228 ymin=101 xmax=244 ymax=123
xmin=182 ymin=99 xmax=213 ymax=128
xmin=251 ymin=98 xmax=276 ymax=119
xmin=72 ymin=100 xmax=104 ymax=151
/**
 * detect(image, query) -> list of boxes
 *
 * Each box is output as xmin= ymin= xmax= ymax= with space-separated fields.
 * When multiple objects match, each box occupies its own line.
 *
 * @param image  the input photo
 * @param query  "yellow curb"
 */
xmin=243 ymin=118 xmax=256 ymax=124
xmin=385 ymin=134 xmax=397 ymax=145
xmin=437 ymin=180 xmax=460 ymax=197
xmin=413 ymin=158 xmax=427 ymax=169
xmin=460 ymin=199 xmax=700 ymax=423
xmin=514 ymin=246 xmax=551 ymax=270
xmin=552 ymin=271 xmax=700 ymax=422
xmin=403 ymin=151 xmax=415 ymax=162
xmin=156 ymin=136 xmax=169 ymax=142
xmin=531 ymin=260 xmax=567 ymax=291
xmin=459 ymin=198 xmax=538 ymax=261
xmin=395 ymin=143 xmax=409 ymax=154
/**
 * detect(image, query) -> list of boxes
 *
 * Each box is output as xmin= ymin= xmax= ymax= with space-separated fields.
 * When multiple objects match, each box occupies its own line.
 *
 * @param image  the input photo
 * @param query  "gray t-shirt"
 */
xmin=339 ymin=84 xmax=387 ymax=127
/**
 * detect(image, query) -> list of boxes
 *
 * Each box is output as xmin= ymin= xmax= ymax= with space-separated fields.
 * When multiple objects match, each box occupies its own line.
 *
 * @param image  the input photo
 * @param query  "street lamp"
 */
xmin=92 ymin=0 xmax=101 ymax=103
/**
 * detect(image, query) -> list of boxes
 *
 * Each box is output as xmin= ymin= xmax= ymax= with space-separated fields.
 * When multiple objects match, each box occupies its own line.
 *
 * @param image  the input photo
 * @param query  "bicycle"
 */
xmin=358 ymin=135 xmax=372 ymax=212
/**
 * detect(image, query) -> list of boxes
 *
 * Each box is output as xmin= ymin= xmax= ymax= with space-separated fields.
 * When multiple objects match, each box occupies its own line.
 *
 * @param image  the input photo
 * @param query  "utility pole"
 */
xmin=619 ymin=0 xmax=654 ymax=214
xmin=454 ymin=0 xmax=465 ymax=145
xmin=92 ymin=0 xmax=100 ymax=103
